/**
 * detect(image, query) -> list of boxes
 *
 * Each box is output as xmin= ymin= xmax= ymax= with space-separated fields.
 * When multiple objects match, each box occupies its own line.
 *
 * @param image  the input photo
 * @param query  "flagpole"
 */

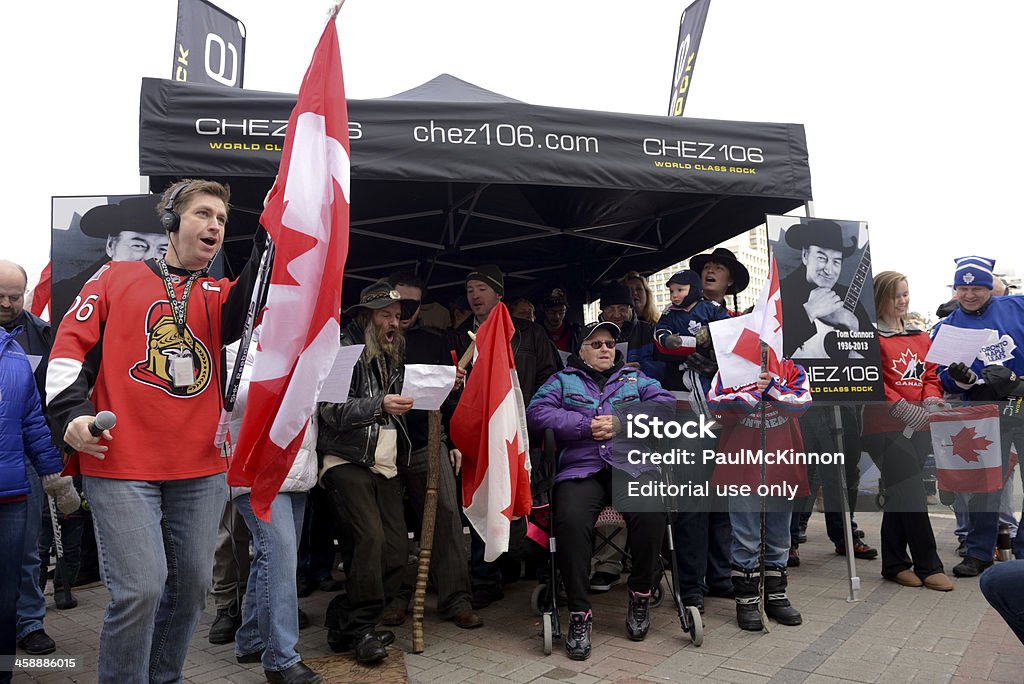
xmin=804 ymin=201 xmax=859 ymax=602
xmin=758 ymin=342 xmax=770 ymax=632
xmin=214 ymin=240 xmax=275 ymax=448
xmin=412 ymin=411 xmax=443 ymax=653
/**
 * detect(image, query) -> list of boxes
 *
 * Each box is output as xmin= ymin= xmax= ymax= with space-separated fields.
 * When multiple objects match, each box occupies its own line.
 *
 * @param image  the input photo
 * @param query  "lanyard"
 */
xmin=156 ymin=258 xmax=201 ymax=343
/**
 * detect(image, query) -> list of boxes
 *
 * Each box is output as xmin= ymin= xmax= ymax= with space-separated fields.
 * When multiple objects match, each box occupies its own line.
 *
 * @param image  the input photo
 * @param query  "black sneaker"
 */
xmin=682 ymin=595 xmax=705 ymax=614
xmin=625 ymin=589 xmax=651 ymax=641
xmin=953 ymin=556 xmax=993 ymax=578
xmin=18 ymin=630 xmax=56 ymax=655
xmin=835 ymin=541 xmax=878 ymax=560
xmin=353 ymin=633 xmax=388 ymax=664
xmin=565 ymin=610 xmax=592 ymax=661
xmin=589 ymin=571 xmax=621 ymax=592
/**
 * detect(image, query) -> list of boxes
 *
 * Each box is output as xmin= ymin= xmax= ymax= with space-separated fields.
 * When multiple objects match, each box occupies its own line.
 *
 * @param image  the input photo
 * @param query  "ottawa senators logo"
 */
xmin=129 ymin=301 xmax=212 ymax=397
xmin=892 ymin=349 xmax=924 ymax=384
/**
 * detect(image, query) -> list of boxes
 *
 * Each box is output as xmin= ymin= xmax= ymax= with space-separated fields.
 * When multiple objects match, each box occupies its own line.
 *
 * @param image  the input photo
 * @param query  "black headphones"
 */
xmin=160 ymin=182 xmax=190 ymax=233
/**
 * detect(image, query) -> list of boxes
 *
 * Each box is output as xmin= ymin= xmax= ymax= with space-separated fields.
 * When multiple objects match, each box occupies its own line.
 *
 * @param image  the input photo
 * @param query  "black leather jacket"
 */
xmin=317 ymin=320 xmax=411 ymax=468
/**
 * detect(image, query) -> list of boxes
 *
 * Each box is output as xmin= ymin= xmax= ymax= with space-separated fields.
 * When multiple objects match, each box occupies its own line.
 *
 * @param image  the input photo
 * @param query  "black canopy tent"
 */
xmin=139 ymin=74 xmax=812 ymax=307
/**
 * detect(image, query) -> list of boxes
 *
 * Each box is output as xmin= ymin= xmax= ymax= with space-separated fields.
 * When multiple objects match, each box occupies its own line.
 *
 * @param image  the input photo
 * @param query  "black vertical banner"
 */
xmin=172 ymin=0 xmax=246 ymax=88
xmin=667 ymin=0 xmax=711 ymax=117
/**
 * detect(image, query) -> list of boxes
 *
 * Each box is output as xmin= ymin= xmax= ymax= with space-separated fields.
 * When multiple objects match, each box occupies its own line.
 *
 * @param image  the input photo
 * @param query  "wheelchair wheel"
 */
xmin=542 ymin=612 xmax=554 ymax=655
xmin=531 ymin=583 xmax=550 ymax=617
xmin=686 ymin=605 xmax=703 ymax=646
xmin=651 ymin=581 xmax=664 ymax=608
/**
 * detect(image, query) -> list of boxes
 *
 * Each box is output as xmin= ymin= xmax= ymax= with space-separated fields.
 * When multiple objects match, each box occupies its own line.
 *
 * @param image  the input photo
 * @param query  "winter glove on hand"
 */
xmin=947 ymin=362 xmax=978 ymax=387
xmin=982 ymin=365 xmax=1023 ymax=398
xmin=685 ymin=350 xmax=719 ymax=377
xmin=663 ymin=334 xmax=683 ymax=349
xmin=923 ymin=396 xmax=950 ymax=412
xmin=889 ymin=398 xmax=930 ymax=431
xmin=694 ymin=325 xmax=712 ymax=349
xmin=41 ymin=473 xmax=81 ymax=515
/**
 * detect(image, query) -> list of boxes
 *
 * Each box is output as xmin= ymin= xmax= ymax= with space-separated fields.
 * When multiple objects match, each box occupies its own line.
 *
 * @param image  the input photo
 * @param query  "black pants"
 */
xmin=393 ymin=446 xmax=472 ymax=618
xmin=297 ymin=486 xmax=339 ymax=585
xmin=862 ymin=431 xmax=943 ymax=578
xmin=322 ymin=465 xmax=407 ymax=638
xmin=554 ymin=468 xmax=664 ymax=612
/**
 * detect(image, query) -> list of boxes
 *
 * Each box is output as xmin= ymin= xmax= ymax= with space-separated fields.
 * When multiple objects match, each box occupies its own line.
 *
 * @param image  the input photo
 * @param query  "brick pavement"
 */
xmin=12 ymin=510 xmax=1024 ymax=683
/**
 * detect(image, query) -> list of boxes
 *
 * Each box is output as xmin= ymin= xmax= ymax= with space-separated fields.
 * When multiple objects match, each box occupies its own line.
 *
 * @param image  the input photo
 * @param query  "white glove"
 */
xmin=41 ymin=473 xmax=81 ymax=515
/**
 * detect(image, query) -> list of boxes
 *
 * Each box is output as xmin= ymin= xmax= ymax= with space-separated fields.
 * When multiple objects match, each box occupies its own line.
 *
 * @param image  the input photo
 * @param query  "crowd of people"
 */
xmin=2 ymin=181 xmax=1024 ymax=682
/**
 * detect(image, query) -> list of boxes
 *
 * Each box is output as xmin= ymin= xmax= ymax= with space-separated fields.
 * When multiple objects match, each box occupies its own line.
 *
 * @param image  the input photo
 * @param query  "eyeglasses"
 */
xmin=584 ymin=340 xmax=616 ymax=350
xmin=0 ymin=293 xmax=24 ymax=305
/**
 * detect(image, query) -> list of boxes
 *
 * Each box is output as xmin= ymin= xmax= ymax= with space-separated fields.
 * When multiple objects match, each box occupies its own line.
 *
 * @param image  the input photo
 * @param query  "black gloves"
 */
xmin=982 ymin=365 xmax=1024 ymax=398
xmin=685 ymin=350 xmax=718 ymax=377
xmin=947 ymin=362 xmax=978 ymax=387
xmin=694 ymin=325 xmax=712 ymax=349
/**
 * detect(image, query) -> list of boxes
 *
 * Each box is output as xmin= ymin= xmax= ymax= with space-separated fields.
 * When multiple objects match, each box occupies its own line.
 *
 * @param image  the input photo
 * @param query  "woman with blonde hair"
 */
xmin=862 ymin=270 xmax=952 ymax=591
xmin=620 ymin=271 xmax=660 ymax=324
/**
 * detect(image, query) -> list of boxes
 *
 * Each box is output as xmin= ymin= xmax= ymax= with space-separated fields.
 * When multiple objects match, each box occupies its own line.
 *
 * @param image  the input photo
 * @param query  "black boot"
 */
xmin=731 ymin=566 xmax=763 ymax=631
xmin=763 ymin=565 xmax=802 ymax=626
xmin=53 ymin=561 xmax=79 ymax=610
xmin=625 ymin=589 xmax=652 ymax=641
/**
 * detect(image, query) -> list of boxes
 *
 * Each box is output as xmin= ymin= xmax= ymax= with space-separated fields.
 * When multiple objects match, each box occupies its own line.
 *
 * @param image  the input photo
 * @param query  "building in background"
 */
xmin=650 ymin=227 xmax=769 ymax=313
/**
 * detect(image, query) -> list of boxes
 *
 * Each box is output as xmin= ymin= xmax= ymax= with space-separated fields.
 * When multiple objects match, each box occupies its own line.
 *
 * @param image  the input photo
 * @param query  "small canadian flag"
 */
xmin=930 ymin=404 xmax=1003 ymax=493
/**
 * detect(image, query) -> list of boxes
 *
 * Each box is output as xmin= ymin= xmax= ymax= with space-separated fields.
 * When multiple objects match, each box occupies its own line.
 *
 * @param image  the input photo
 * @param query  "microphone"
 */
xmin=89 ymin=411 xmax=117 ymax=437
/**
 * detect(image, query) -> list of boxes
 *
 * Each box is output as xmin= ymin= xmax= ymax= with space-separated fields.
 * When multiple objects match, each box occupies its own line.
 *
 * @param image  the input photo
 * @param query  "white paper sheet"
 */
xmin=403 ymin=364 xmax=458 ymax=411
xmin=318 ymin=345 xmax=365 ymax=403
xmin=925 ymin=325 xmax=998 ymax=367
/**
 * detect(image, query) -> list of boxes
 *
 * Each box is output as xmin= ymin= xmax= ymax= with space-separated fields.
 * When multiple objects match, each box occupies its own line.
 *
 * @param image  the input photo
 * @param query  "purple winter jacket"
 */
xmin=526 ymin=357 xmax=675 ymax=483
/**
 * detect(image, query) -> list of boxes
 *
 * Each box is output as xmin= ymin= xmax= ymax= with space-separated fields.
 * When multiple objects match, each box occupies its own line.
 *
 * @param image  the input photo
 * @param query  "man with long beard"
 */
xmin=318 ymin=280 xmax=415 ymax=664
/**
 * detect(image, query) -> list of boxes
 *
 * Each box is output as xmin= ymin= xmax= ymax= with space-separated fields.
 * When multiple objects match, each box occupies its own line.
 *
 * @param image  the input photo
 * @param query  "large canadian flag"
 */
xmin=710 ymin=255 xmax=784 ymax=387
xmin=450 ymin=303 xmax=532 ymax=562
xmin=930 ymin=404 xmax=1003 ymax=493
xmin=228 ymin=14 xmax=350 ymax=520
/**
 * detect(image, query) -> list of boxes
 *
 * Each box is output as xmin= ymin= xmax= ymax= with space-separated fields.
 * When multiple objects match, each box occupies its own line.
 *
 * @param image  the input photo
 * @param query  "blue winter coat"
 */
xmin=1 ymin=328 xmax=63 ymax=499
xmin=931 ymin=296 xmax=1024 ymax=399
xmin=526 ymin=356 xmax=675 ymax=483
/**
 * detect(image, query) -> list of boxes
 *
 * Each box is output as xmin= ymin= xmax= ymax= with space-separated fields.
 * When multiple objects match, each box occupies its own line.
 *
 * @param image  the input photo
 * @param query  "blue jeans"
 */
xmin=1 ymin=499 xmax=28 ymax=684
xmin=728 ymin=497 xmax=790 ymax=569
xmin=84 ymin=473 xmax=227 ymax=683
xmin=981 ymin=560 xmax=1024 ymax=645
xmin=16 ymin=461 xmax=46 ymax=642
xmin=234 ymin=492 xmax=306 ymax=672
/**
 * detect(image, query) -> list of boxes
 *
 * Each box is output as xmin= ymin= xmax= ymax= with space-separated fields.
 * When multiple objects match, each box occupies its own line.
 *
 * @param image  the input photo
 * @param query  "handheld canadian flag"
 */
xmin=930 ymin=404 xmax=1003 ymax=493
xmin=450 ymin=303 xmax=532 ymax=562
xmin=30 ymin=260 xmax=51 ymax=321
xmin=228 ymin=10 xmax=350 ymax=520
xmin=710 ymin=255 xmax=784 ymax=387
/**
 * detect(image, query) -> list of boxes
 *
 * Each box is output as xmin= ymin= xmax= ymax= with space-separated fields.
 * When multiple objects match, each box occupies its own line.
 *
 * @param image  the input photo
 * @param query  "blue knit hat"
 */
xmin=953 ymin=256 xmax=995 ymax=289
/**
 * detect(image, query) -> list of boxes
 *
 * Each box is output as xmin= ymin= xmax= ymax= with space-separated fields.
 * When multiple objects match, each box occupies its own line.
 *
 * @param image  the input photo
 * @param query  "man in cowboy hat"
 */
xmin=689 ymin=247 xmax=750 ymax=316
xmin=779 ymin=219 xmax=873 ymax=359
xmin=318 ymin=279 xmax=417 ymax=663
xmin=51 ymin=195 xmax=171 ymax=321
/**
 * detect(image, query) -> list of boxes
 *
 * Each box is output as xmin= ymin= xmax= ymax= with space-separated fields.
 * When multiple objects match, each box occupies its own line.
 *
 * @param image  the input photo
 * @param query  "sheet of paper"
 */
xmin=709 ymin=314 xmax=761 ymax=389
xmin=403 ymin=364 xmax=457 ymax=411
xmin=318 ymin=344 xmax=364 ymax=403
xmin=925 ymin=325 xmax=998 ymax=367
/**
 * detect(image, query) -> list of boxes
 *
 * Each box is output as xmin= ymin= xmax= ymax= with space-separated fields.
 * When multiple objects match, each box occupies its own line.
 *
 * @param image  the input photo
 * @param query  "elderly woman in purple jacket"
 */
xmin=527 ymin=321 xmax=675 ymax=662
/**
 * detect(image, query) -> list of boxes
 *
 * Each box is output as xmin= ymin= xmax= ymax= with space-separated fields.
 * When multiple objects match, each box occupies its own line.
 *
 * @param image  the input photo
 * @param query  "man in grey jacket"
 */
xmin=318 ymin=280 xmax=414 ymax=664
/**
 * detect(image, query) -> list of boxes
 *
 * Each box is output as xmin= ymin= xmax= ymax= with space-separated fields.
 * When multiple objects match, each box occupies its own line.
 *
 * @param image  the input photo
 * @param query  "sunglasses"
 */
xmin=584 ymin=340 xmax=616 ymax=350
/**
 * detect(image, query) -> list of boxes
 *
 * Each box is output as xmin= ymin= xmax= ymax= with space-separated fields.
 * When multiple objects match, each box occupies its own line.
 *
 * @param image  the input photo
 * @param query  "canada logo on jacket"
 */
xmin=892 ymin=349 xmax=924 ymax=386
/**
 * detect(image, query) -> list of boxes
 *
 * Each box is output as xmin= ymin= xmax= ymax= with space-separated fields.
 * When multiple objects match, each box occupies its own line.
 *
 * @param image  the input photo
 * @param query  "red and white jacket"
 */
xmin=863 ymin=324 xmax=943 ymax=436
xmin=46 ymin=258 xmax=256 ymax=480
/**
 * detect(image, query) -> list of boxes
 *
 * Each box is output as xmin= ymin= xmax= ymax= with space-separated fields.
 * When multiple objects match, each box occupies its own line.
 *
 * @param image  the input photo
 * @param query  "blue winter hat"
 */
xmin=953 ymin=256 xmax=995 ymax=289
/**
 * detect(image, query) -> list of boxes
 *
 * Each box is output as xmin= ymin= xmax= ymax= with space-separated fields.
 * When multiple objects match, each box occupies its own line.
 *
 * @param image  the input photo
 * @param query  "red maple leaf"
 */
xmin=951 ymin=426 xmax=993 ymax=463
xmin=771 ymin=297 xmax=784 ymax=335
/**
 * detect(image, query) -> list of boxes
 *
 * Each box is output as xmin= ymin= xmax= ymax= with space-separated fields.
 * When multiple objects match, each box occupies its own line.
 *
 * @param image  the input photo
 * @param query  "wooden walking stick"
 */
xmin=412 ymin=410 xmax=443 ymax=653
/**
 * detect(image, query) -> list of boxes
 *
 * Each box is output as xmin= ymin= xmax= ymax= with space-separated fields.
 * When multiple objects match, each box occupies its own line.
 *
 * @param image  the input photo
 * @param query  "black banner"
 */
xmin=667 ymin=0 xmax=712 ymax=117
xmin=139 ymin=77 xmax=810 ymax=200
xmin=768 ymin=215 xmax=884 ymax=401
xmin=173 ymin=0 xmax=245 ymax=88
